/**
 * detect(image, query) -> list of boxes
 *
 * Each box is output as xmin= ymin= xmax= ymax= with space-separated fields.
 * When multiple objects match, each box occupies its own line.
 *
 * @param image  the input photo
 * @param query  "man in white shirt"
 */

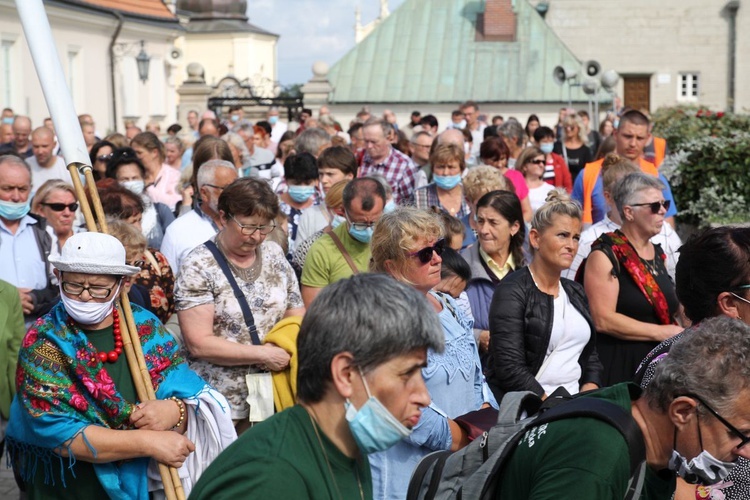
xmin=27 ymin=127 xmax=69 ymax=194
xmin=161 ymin=160 xmax=238 ymax=275
xmin=267 ymin=106 xmax=288 ymax=144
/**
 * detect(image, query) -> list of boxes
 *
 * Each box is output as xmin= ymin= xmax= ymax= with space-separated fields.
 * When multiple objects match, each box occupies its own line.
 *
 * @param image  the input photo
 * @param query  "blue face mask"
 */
xmin=268 ymin=116 xmax=279 ymax=125
xmin=230 ymin=114 xmax=240 ymax=123
xmin=1 ymin=117 xmax=13 ymax=125
xmin=433 ymin=174 xmax=462 ymax=190
xmin=452 ymin=120 xmax=467 ymax=130
xmin=348 ymin=225 xmax=374 ymax=244
xmin=331 ymin=214 xmax=346 ymax=229
xmin=383 ymin=200 xmax=397 ymax=214
xmin=613 ymin=119 xmax=620 ymax=129
xmin=0 ymin=199 xmax=30 ymax=221
xmin=539 ymin=142 xmax=554 ymax=155
xmin=288 ymin=185 xmax=315 ymax=203
xmin=345 ymin=368 xmax=412 ymax=454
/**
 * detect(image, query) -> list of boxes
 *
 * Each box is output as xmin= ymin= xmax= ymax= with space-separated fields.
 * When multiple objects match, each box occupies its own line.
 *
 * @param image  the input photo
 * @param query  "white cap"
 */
xmin=49 ymin=232 xmax=141 ymax=276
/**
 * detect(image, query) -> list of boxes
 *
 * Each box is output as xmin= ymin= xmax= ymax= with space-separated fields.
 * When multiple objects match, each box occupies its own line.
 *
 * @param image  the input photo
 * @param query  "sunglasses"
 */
xmin=683 ymin=393 xmax=750 ymax=450
xmin=630 ymin=200 xmax=671 ymax=214
xmin=41 ymin=202 xmax=78 ymax=212
xmin=96 ymin=153 xmax=113 ymax=162
xmin=529 ymin=159 xmax=546 ymax=166
xmin=407 ymin=238 xmax=446 ymax=264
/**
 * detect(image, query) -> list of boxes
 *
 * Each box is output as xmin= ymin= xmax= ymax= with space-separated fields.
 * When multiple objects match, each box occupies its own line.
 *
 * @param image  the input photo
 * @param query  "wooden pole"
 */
xmin=14 ymin=1 xmax=184 ymax=498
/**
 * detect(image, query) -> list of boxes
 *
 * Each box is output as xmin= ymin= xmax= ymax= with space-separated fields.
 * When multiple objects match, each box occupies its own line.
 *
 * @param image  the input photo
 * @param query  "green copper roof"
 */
xmin=328 ymin=0 xmax=590 ymax=104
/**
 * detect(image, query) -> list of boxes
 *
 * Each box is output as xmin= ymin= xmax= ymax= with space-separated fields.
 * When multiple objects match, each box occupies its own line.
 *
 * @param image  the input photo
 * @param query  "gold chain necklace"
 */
xmin=306 ymin=408 xmax=364 ymax=500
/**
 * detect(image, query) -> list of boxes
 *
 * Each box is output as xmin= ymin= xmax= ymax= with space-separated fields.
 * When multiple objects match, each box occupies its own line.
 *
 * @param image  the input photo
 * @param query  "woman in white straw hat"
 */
xmin=6 ymin=232 xmax=236 ymax=499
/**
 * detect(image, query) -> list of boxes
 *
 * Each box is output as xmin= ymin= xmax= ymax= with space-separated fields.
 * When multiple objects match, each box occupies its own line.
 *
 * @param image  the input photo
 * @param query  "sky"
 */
xmin=247 ymin=0 xmax=406 ymax=86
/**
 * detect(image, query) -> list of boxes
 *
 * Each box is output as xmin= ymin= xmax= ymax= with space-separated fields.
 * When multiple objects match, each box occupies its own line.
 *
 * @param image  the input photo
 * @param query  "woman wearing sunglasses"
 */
xmin=368 ymin=206 xmax=496 ymax=499
xmin=31 ymin=179 xmax=81 ymax=256
xmin=518 ymin=146 xmax=554 ymax=215
xmin=582 ymin=172 xmax=682 ymax=387
xmin=88 ymin=140 xmax=115 ymax=181
xmin=486 ymin=190 xmax=602 ymax=401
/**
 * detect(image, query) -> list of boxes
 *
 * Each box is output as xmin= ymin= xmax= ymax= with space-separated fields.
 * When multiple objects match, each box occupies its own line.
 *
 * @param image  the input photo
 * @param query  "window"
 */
xmin=678 ymin=73 xmax=699 ymax=101
xmin=1 ymin=39 xmax=15 ymax=107
xmin=67 ymin=47 xmax=83 ymax=110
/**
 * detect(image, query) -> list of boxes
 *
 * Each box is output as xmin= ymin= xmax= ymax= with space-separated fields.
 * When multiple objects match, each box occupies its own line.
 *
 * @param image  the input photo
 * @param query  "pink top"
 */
xmin=504 ymin=169 xmax=529 ymax=200
xmin=146 ymin=163 xmax=182 ymax=211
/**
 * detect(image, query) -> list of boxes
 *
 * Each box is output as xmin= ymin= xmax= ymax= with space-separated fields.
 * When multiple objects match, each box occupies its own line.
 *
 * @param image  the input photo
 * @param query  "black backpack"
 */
xmin=406 ymin=390 xmax=647 ymax=500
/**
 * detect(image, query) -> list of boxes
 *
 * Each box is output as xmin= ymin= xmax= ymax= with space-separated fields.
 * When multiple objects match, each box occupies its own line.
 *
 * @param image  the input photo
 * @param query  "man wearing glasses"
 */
xmin=497 ymin=316 xmax=750 ymax=499
xmin=0 ymin=155 xmax=58 ymax=325
xmin=300 ymin=178 xmax=385 ymax=307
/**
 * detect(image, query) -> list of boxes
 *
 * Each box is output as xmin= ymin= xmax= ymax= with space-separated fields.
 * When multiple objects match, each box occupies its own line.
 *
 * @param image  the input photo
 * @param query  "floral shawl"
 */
xmin=592 ymin=230 xmax=676 ymax=326
xmin=6 ymin=301 xmax=207 ymax=499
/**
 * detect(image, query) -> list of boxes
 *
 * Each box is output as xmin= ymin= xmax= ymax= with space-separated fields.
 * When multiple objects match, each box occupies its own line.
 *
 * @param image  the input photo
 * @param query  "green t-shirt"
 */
xmin=497 ymin=383 xmax=675 ymax=500
xmin=27 ymin=325 xmax=138 ymax=500
xmin=190 ymin=405 xmax=372 ymax=500
xmin=300 ymin=223 xmax=371 ymax=288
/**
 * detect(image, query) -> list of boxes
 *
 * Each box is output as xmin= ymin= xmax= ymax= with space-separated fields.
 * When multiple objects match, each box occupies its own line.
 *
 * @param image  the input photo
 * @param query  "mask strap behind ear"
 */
xmin=357 ymin=366 xmax=374 ymax=399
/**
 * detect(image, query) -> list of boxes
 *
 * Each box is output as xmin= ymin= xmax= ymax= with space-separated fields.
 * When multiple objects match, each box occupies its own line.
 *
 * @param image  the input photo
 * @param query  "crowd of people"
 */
xmin=0 ymin=102 xmax=749 ymax=500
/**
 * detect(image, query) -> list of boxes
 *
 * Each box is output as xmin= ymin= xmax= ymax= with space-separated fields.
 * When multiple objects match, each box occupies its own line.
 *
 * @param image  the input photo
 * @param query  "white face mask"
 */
xmin=121 ymin=179 xmax=145 ymax=195
xmin=59 ymin=282 xmax=120 ymax=325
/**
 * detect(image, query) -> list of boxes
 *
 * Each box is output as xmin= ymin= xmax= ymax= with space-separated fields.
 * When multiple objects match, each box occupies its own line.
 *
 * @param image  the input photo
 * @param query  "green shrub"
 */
xmin=652 ymin=106 xmax=750 ymax=226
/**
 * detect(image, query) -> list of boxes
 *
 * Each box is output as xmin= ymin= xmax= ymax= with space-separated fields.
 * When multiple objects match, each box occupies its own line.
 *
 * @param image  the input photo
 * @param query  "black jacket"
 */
xmin=486 ymin=266 xmax=603 ymax=401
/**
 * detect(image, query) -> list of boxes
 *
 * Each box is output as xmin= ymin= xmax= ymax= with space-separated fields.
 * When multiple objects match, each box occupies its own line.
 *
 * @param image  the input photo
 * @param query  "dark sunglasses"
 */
xmin=407 ymin=238 xmax=446 ymax=264
xmin=683 ymin=393 xmax=750 ymax=450
xmin=630 ymin=200 xmax=671 ymax=214
xmin=96 ymin=153 xmax=113 ymax=162
xmin=529 ymin=159 xmax=546 ymax=165
xmin=41 ymin=202 xmax=78 ymax=212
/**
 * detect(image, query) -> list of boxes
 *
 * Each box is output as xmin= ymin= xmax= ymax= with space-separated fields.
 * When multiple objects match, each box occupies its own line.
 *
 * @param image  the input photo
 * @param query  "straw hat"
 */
xmin=49 ymin=232 xmax=141 ymax=276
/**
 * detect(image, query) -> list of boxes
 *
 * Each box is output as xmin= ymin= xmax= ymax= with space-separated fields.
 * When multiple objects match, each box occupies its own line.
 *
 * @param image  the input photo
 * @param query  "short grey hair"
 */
xmin=0 ymin=155 xmax=31 ymax=185
xmin=196 ymin=159 xmax=236 ymax=189
xmin=296 ymin=273 xmax=445 ymax=403
xmin=645 ymin=316 xmax=750 ymax=418
xmin=612 ymin=172 xmax=666 ymax=219
xmin=362 ymin=117 xmax=390 ymax=138
xmin=498 ymin=120 xmax=525 ymax=147
xmin=294 ymin=127 xmax=331 ymax=157
xmin=221 ymin=131 xmax=250 ymax=165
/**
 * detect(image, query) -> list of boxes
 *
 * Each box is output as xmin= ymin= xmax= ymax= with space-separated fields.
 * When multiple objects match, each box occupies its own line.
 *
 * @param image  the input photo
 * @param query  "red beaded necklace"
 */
xmin=69 ymin=306 xmax=124 ymax=364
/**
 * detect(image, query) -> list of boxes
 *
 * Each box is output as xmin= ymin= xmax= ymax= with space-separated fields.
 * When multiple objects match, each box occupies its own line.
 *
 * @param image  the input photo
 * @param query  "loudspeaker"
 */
xmin=600 ymin=70 xmax=620 ymax=91
xmin=553 ymin=65 xmax=578 ymax=86
xmin=167 ymin=47 xmax=182 ymax=64
xmin=584 ymin=60 xmax=601 ymax=77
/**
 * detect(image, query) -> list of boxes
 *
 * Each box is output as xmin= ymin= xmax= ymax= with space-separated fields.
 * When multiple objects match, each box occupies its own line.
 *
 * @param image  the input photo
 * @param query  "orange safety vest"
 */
xmin=652 ymin=136 xmax=666 ymax=168
xmin=581 ymin=157 xmax=659 ymax=224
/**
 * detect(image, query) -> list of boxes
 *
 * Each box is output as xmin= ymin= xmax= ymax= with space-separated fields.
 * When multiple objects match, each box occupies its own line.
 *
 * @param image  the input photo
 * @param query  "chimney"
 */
xmin=478 ymin=0 xmax=516 ymax=42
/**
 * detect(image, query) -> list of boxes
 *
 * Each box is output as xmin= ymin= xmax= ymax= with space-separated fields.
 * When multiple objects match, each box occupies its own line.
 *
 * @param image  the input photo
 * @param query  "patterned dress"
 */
xmin=174 ymin=238 xmax=303 ymax=419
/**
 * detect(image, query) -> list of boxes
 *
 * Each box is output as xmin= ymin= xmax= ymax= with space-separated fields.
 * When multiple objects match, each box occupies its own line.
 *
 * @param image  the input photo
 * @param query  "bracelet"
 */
xmin=169 ymin=396 xmax=186 ymax=430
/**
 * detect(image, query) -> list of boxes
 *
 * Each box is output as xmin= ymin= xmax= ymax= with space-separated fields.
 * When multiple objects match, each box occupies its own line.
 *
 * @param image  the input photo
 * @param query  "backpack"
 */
xmin=406 ymin=391 xmax=647 ymax=500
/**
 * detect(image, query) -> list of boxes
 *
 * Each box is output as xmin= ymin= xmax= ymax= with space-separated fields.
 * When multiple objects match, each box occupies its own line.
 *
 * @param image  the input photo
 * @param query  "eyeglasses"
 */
xmin=128 ymin=260 xmax=145 ymax=268
xmin=629 ymin=200 xmax=671 ymax=214
xmin=61 ymin=280 xmax=118 ymax=299
xmin=407 ymin=238 xmax=446 ymax=264
xmin=345 ymin=212 xmax=378 ymax=232
xmin=231 ymin=215 xmax=276 ymax=235
xmin=529 ymin=159 xmax=546 ymax=166
xmin=683 ymin=393 xmax=750 ymax=450
xmin=203 ymin=183 xmax=227 ymax=191
xmin=96 ymin=153 xmax=113 ymax=162
xmin=41 ymin=202 xmax=78 ymax=212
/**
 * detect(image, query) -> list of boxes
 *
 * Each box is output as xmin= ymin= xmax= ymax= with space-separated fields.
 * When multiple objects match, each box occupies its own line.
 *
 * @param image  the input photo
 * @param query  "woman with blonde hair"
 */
xmin=413 ymin=143 xmax=470 ymax=219
xmin=32 ymin=179 xmax=80 ymax=256
xmin=368 ymin=206 xmax=496 ymax=499
xmin=487 ymin=189 xmax=602 ymax=400
xmin=553 ymin=114 xmax=592 ymax=180
xmin=517 ymin=146 xmax=554 ymax=214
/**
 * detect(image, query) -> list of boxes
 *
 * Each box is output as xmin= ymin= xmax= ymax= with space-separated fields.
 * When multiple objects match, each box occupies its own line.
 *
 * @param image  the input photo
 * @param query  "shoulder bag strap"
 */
xmin=204 ymin=240 xmax=261 ymax=345
xmin=323 ymin=227 xmax=360 ymax=275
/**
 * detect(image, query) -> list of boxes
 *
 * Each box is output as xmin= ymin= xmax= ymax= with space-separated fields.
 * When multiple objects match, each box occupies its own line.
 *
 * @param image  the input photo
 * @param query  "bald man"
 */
xmin=1 ymin=116 xmax=33 ymax=158
xmin=27 ymin=127 xmax=68 ymax=192
xmin=0 ymin=123 xmax=13 ymax=145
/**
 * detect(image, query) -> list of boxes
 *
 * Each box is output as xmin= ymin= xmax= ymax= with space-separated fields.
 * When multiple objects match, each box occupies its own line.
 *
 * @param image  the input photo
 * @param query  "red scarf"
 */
xmin=596 ymin=230 xmax=675 ymax=326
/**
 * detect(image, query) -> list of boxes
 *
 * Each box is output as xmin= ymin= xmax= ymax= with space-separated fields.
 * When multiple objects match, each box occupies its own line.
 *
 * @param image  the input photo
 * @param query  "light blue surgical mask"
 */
xmin=288 ymin=185 xmax=315 ymax=203
xmin=613 ymin=119 xmax=620 ymax=129
xmin=383 ymin=200 xmax=397 ymax=214
xmin=0 ymin=199 xmax=30 ymax=221
xmin=268 ymin=115 xmax=279 ymax=125
xmin=453 ymin=120 xmax=467 ymax=130
xmin=345 ymin=368 xmax=412 ymax=454
xmin=539 ymin=142 xmax=554 ymax=155
xmin=121 ymin=179 xmax=145 ymax=195
xmin=433 ymin=174 xmax=462 ymax=190
xmin=348 ymin=225 xmax=374 ymax=244
xmin=1 ymin=117 xmax=13 ymax=125
xmin=230 ymin=114 xmax=240 ymax=123
xmin=331 ymin=214 xmax=346 ymax=229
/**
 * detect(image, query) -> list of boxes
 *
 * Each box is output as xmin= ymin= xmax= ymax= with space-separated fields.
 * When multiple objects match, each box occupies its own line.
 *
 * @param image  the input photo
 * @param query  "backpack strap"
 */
xmin=323 ymin=226 xmax=359 ymax=275
xmin=204 ymin=240 xmax=262 ymax=345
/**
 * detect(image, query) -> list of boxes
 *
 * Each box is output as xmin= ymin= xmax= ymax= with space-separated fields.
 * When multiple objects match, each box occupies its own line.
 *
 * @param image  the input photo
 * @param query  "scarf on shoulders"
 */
xmin=7 ymin=301 xmax=207 ymax=499
xmin=592 ymin=230 xmax=675 ymax=326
